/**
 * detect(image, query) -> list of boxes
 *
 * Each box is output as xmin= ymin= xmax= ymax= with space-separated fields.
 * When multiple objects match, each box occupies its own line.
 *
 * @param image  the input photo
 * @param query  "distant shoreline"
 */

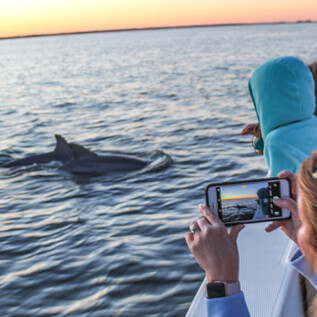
xmin=0 ymin=20 xmax=315 ymax=41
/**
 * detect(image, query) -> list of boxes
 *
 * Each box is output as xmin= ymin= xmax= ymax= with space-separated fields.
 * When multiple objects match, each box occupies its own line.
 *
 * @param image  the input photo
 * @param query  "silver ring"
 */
xmin=191 ymin=227 xmax=200 ymax=234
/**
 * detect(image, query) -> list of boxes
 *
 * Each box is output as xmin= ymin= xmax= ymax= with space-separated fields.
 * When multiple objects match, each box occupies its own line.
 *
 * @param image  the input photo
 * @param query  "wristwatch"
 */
xmin=206 ymin=281 xmax=241 ymax=298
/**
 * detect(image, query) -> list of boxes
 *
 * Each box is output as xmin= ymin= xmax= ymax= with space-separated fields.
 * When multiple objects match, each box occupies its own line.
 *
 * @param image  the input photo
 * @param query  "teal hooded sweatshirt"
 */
xmin=249 ymin=56 xmax=317 ymax=177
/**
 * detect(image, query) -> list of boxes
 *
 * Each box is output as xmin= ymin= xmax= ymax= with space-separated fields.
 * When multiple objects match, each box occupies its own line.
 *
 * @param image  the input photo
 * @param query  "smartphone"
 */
xmin=205 ymin=178 xmax=292 ymax=225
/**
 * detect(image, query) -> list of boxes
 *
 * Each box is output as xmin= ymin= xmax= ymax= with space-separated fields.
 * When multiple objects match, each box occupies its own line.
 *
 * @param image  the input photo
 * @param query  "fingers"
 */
xmin=229 ymin=224 xmax=245 ymax=241
xmin=241 ymin=127 xmax=249 ymax=135
xmin=185 ymin=232 xmax=194 ymax=245
xmin=199 ymin=204 xmax=221 ymax=225
xmin=265 ymin=221 xmax=283 ymax=232
xmin=241 ymin=127 xmax=252 ymax=135
xmin=277 ymin=170 xmax=297 ymax=181
xmin=277 ymin=170 xmax=298 ymax=199
xmin=190 ymin=220 xmax=200 ymax=232
xmin=241 ymin=123 xmax=257 ymax=136
xmin=197 ymin=215 xmax=211 ymax=231
xmin=273 ymin=197 xmax=297 ymax=215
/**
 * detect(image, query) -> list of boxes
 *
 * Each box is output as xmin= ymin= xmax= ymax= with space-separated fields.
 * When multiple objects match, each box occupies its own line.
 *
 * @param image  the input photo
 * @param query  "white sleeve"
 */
xmin=291 ymin=249 xmax=317 ymax=289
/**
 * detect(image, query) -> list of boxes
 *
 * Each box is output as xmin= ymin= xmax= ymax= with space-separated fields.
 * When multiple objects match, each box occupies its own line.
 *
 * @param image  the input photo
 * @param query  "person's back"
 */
xmin=265 ymin=117 xmax=317 ymax=175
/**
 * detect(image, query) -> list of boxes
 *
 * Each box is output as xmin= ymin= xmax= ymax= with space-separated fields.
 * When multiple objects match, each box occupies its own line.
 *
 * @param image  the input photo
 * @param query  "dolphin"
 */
xmin=3 ymin=134 xmax=148 ymax=174
xmin=3 ymin=135 xmax=74 ymax=168
xmin=61 ymin=143 xmax=147 ymax=175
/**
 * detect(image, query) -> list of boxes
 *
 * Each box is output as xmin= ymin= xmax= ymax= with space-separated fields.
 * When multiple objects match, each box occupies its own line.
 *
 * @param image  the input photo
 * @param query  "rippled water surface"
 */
xmin=1 ymin=24 xmax=317 ymax=316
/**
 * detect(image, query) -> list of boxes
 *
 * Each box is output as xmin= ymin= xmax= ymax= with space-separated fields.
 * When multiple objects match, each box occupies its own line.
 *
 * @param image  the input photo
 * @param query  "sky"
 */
xmin=220 ymin=182 xmax=268 ymax=200
xmin=1 ymin=0 xmax=317 ymax=38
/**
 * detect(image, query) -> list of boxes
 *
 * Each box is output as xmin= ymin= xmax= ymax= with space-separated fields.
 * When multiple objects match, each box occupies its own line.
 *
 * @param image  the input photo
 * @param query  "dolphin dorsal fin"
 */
xmin=54 ymin=134 xmax=74 ymax=162
xmin=69 ymin=143 xmax=98 ymax=158
xmin=55 ymin=134 xmax=68 ymax=149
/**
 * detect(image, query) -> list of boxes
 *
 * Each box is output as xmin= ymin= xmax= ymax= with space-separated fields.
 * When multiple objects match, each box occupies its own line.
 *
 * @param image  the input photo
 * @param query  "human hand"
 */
xmin=265 ymin=170 xmax=300 ymax=243
xmin=265 ymin=197 xmax=301 ymax=244
xmin=241 ymin=123 xmax=258 ymax=136
xmin=278 ymin=170 xmax=298 ymax=200
xmin=185 ymin=204 xmax=245 ymax=283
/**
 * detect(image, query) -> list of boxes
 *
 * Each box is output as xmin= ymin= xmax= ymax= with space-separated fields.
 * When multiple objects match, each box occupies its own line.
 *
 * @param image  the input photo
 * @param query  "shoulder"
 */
xmin=265 ymin=117 xmax=317 ymax=142
xmin=264 ymin=118 xmax=317 ymax=156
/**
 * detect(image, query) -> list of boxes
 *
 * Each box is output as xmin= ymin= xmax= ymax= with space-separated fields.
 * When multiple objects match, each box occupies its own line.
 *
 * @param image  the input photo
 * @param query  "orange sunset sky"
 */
xmin=1 ymin=0 xmax=317 ymax=39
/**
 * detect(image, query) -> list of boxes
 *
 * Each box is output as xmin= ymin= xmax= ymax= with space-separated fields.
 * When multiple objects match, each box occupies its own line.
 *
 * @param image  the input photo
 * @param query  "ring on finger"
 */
xmin=191 ymin=227 xmax=201 ymax=234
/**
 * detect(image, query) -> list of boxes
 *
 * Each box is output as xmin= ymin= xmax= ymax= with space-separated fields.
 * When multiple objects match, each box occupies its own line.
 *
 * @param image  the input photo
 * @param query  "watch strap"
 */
xmin=206 ymin=281 xmax=240 ymax=298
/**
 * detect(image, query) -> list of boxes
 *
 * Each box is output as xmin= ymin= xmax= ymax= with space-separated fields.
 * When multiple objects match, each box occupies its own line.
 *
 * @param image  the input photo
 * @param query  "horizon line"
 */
xmin=0 ymin=20 xmax=315 ymax=41
xmin=222 ymin=196 xmax=258 ymax=201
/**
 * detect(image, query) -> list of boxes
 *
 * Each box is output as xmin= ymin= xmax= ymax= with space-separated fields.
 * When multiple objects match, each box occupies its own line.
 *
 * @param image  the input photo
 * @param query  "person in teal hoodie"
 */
xmin=307 ymin=60 xmax=317 ymax=115
xmin=186 ymin=56 xmax=317 ymax=316
xmin=242 ymin=56 xmax=317 ymax=177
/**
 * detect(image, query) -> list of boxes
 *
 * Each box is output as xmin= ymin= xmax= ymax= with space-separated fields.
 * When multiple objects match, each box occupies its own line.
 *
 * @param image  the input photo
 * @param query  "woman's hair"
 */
xmin=307 ymin=61 xmax=317 ymax=115
xmin=298 ymin=150 xmax=317 ymax=251
xmin=251 ymin=123 xmax=263 ymax=155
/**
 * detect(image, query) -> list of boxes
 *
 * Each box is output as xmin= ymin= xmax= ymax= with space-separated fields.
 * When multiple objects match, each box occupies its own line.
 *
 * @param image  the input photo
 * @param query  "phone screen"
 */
xmin=213 ymin=180 xmax=285 ymax=223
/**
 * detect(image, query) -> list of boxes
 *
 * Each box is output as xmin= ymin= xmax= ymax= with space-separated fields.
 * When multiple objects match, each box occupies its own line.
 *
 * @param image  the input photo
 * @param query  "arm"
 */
xmin=205 ymin=292 xmax=250 ymax=317
xmin=185 ymin=205 xmax=250 ymax=317
xmin=291 ymin=249 xmax=317 ymax=289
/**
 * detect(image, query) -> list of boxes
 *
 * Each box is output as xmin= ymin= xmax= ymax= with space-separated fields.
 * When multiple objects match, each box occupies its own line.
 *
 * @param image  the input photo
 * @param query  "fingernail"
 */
xmin=273 ymin=198 xmax=281 ymax=203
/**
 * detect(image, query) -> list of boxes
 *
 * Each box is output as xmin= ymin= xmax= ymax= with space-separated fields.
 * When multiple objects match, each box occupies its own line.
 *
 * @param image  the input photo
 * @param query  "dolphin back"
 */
xmin=62 ymin=154 xmax=147 ymax=175
xmin=3 ymin=153 xmax=56 ymax=167
xmin=3 ymin=134 xmax=74 ymax=168
xmin=3 ymin=134 xmax=149 ymax=175
xmin=68 ymin=143 xmax=98 ymax=158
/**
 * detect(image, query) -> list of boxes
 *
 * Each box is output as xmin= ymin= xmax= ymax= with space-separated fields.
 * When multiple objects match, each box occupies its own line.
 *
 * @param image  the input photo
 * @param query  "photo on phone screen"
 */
xmin=205 ymin=178 xmax=291 ymax=225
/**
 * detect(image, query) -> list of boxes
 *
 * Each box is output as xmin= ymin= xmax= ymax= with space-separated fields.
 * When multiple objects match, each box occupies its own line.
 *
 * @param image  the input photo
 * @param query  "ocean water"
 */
xmin=1 ymin=23 xmax=317 ymax=316
xmin=221 ymin=198 xmax=258 ymax=222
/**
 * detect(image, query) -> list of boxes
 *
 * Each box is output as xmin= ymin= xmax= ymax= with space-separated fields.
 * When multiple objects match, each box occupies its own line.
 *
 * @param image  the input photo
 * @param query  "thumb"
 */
xmin=229 ymin=224 xmax=245 ymax=241
xmin=273 ymin=197 xmax=297 ymax=215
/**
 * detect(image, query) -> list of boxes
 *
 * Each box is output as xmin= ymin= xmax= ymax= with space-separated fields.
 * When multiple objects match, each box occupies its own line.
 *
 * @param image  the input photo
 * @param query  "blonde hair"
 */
xmin=251 ymin=123 xmax=263 ymax=155
xmin=298 ymin=150 xmax=317 ymax=251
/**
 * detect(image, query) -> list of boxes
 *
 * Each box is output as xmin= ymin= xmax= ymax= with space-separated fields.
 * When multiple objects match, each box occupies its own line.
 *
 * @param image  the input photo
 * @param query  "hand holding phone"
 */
xmin=205 ymin=178 xmax=292 ymax=226
xmin=264 ymin=171 xmax=301 ymax=243
xmin=185 ymin=204 xmax=244 ymax=283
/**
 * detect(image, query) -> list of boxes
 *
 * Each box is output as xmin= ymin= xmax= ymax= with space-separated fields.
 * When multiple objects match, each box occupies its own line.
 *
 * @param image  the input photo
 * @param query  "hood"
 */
xmin=249 ymin=56 xmax=315 ymax=141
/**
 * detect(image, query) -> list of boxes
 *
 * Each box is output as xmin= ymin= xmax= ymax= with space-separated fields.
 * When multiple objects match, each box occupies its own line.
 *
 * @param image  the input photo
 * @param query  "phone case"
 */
xmin=205 ymin=177 xmax=292 ymax=226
